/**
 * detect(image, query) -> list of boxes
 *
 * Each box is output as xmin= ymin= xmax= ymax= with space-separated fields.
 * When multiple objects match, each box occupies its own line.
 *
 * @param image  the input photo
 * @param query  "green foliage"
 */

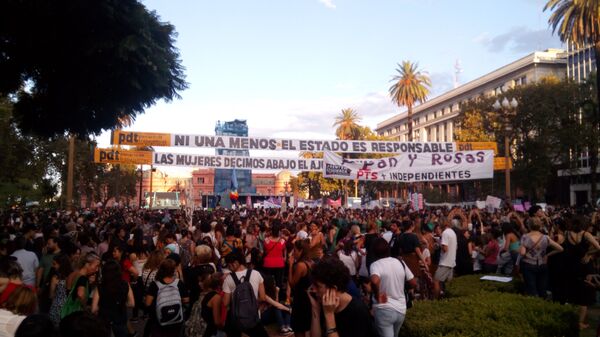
xmin=0 ymin=0 xmax=187 ymax=137
xmin=401 ymin=292 xmax=578 ymax=337
xmin=333 ymin=108 xmax=362 ymax=140
xmin=457 ymin=77 xmax=584 ymax=200
xmin=444 ymin=274 xmax=522 ymax=297
xmin=389 ymin=61 xmax=431 ymax=141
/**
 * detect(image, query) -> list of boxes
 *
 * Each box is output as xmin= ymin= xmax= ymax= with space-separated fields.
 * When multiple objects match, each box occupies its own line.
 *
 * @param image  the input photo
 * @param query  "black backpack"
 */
xmin=230 ymin=269 xmax=260 ymax=330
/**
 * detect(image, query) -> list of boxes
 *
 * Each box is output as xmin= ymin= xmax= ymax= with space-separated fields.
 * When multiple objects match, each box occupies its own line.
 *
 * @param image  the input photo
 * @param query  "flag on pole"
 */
xmin=231 ymin=169 xmax=238 ymax=191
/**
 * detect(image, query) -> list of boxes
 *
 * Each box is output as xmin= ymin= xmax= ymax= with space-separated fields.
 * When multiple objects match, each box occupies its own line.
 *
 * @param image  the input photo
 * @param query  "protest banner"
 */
xmin=93 ymin=148 xmax=152 ymax=165
xmin=111 ymin=130 xmax=457 ymax=154
xmin=322 ymin=150 xmax=494 ymax=182
xmin=152 ymin=152 xmax=323 ymax=171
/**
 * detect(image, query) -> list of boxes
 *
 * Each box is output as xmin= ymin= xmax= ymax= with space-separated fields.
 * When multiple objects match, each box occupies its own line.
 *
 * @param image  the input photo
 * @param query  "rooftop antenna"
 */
xmin=453 ymin=59 xmax=463 ymax=89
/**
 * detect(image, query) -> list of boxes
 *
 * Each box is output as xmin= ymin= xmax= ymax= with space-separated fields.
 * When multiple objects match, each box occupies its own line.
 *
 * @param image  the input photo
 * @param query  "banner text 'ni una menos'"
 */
xmin=322 ymin=150 xmax=494 ymax=182
xmin=111 ymin=130 xmax=456 ymax=154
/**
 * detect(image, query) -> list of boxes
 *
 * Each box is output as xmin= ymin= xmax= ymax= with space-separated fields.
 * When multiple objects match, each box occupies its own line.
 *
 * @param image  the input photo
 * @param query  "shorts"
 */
xmin=434 ymin=265 xmax=454 ymax=282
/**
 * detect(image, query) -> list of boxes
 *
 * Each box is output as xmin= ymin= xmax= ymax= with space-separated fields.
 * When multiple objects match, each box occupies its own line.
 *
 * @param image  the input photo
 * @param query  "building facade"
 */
xmin=376 ymin=49 xmax=567 ymax=142
xmin=559 ymin=42 xmax=598 ymax=205
xmin=214 ymin=119 xmax=255 ymax=199
xmin=375 ymin=49 xmax=567 ymax=201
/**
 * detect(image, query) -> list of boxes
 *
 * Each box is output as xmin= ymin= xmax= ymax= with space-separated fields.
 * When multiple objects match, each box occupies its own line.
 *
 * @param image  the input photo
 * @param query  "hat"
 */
xmin=165 ymin=243 xmax=177 ymax=253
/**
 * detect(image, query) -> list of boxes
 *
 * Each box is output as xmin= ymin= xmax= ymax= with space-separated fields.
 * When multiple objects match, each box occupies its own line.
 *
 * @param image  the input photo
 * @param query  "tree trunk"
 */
xmin=407 ymin=105 xmax=413 ymax=142
xmin=591 ymin=43 xmax=600 ymax=204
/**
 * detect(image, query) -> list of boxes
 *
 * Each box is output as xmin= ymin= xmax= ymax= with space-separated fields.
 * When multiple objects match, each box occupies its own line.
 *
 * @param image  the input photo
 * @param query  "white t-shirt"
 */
xmin=382 ymin=231 xmax=393 ymax=243
xmin=223 ymin=268 xmax=264 ymax=299
xmin=439 ymin=227 xmax=457 ymax=268
xmin=11 ymin=249 xmax=39 ymax=287
xmin=358 ymin=248 xmax=368 ymax=277
xmin=337 ymin=251 xmax=358 ymax=276
xmin=0 ymin=309 xmax=25 ymax=337
xmin=370 ymin=257 xmax=414 ymax=314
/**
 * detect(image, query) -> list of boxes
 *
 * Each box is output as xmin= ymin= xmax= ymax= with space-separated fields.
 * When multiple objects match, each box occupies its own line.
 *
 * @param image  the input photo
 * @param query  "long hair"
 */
xmin=293 ymin=239 xmax=311 ymax=261
xmin=4 ymin=286 xmax=37 ymax=315
xmin=155 ymin=259 xmax=176 ymax=282
xmin=99 ymin=260 xmax=122 ymax=297
xmin=53 ymin=254 xmax=73 ymax=280
xmin=143 ymin=250 xmax=164 ymax=272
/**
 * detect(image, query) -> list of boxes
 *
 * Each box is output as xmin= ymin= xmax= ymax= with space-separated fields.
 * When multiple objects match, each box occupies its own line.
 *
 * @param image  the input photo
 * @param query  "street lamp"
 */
xmin=493 ymin=97 xmax=518 ymax=199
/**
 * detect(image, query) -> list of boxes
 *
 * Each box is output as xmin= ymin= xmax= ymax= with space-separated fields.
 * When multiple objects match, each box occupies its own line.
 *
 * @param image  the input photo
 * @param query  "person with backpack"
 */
xmin=184 ymin=272 xmax=224 ymax=337
xmin=184 ymin=245 xmax=217 ymax=305
xmin=222 ymin=251 xmax=268 ymax=337
xmin=144 ymin=259 xmax=189 ymax=337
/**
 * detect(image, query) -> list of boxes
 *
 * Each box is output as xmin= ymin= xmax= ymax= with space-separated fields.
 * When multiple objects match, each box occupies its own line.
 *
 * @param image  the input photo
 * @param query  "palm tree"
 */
xmin=545 ymin=0 xmax=600 ymax=201
xmin=333 ymin=108 xmax=362 ymax=140
xmin=389 ymin=61 xmax=431 ymax=142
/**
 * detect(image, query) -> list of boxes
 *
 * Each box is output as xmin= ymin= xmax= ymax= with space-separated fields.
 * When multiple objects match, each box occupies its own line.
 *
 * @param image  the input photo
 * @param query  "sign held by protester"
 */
xmin=322 ymin=150 xmax=494 ymax=182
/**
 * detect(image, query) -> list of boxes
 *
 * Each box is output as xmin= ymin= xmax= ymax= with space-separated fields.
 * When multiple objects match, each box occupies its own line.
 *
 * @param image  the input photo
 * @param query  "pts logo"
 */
xmin=357 ymin=169 xmax=378 ymax=180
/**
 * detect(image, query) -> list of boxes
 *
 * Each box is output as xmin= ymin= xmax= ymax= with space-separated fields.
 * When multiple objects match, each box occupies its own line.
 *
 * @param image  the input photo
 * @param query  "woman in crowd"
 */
xmin=178 ymin=229 xmax=195 ymax=269
xmin=145 ymin=259 xmax=189 ymax=337
xmin=0 ymin=257 xmax=25 ymax=307
xmin=0 ymin=287 xmax=38 ymax=337
xmin=289 ymin=239 xmax=312 ymax=337
xmin=519 ymin=218 xmax=564 ymax=298
xmin=112 ymin=245 xmax=139 ymax=284
xmin=337 ymin=240 xmax=359 ymax=281
xmin=199 ymin=272 xmax=224 ymax=337
xmin=562 ymin=216 xmax=600 ymax=330
xmin=92 ymin=260 xmax=135 ymax=337
xmin=482 ymin=230 xmax=500 ymax=274
xmin=308 ymin=257 xmax=374 ymax=337
xmin=48 ymin=254 xmax=72 ymax=326
xmin=62 ymin=252 xmax=101 ymax=319
xmin=184 ymin=244 xmax=217 ymax=305
xmin=497 ymin=222 xmax=521 ymax=275
xmin=262 ymin=222 xmax=286 ymax=289
xmin=261 ymin=274 xmax=292 ymax=335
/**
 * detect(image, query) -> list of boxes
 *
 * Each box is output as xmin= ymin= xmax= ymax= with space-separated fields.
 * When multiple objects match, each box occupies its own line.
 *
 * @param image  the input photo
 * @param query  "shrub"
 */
xmin=445 ymin=274 xmax=523 ymax=298
xmin=400 ymin=292 xmax=579 ymax=337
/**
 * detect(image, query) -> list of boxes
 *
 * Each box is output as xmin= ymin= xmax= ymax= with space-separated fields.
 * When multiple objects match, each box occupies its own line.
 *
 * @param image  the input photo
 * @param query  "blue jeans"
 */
xmin=373 ymin=307 xmax=405 ymax=337
xmin=521 ymin=262 xmax=548 ymax=298
xmin=261 ymin=306 xmax=290 ymax=328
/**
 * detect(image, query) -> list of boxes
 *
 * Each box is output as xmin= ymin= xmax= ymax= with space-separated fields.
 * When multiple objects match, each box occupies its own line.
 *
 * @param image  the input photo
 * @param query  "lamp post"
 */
xmin=492 ymin=97 xmax=518 ymax=200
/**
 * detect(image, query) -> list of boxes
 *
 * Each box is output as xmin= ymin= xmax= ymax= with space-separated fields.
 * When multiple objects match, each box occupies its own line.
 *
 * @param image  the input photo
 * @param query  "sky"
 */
xmin=96 ymin=0 xmax=562 ymax=174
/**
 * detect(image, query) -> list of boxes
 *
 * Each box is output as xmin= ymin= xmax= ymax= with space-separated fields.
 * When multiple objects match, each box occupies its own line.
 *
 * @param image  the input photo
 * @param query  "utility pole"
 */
xmin=66 ymin=135 xmax=75 ymax=210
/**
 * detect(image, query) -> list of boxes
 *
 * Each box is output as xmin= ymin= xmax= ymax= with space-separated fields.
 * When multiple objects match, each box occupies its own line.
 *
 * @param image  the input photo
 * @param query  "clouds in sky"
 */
xmin=475 ymin=26 xmax=562 ymax=53
xmin=318 ymin=0 xmax=336 ymax=9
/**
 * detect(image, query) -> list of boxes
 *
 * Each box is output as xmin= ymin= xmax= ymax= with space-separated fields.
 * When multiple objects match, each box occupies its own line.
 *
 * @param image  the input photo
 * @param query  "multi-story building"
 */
xmin=376 ymin=49 xmax=567 ymax=142
xmin=375 ymin=49 xmax=567 ymax=201
xmin=214 ymin=120 xmax=255 ymax=202
xmin=566 ymin=41 xmax=596 ymax=83
xmin=558 ymin=42 xmax=598 ymax=205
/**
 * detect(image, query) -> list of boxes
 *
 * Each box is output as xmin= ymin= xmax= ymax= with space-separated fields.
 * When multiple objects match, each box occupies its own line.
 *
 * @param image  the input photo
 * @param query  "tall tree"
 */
xmin=389 ymin=61 xmax=431 ymax=142
xmin=333 ymin=108 xmax=362 ymax=140
xmin=545 ymin=0 xmax=600 ymax=201
xmin=0 ymin=0 xmax=187 ymax=137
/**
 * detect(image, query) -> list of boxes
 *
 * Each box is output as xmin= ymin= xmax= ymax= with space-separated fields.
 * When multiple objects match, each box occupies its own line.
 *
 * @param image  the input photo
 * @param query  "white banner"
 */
xmin=111 ymin=130 xmax=456 ymax=153
xmin=152 ymin=152 xmax=323 ymax=171
xmin=322 ymin=150 xmax=494 ymax=182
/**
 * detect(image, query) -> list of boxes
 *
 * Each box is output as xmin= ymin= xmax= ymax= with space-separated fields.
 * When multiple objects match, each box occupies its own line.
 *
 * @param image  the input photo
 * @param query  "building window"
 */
xmin=197 ymin=177 xmax=204 ymax=184
xmin=520 ymin=76 xmax=527 ymax=85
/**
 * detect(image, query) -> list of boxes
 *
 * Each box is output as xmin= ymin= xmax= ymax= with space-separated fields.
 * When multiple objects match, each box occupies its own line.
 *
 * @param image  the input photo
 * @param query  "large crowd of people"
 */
xmin=0 ymin=201 xmax=599 ymax=337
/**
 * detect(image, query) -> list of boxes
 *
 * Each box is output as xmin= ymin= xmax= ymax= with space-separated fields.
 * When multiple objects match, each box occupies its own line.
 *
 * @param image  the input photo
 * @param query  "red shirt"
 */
xmin=0 ymin=282 xmax=34 ymax=306
xmin=263 ymin=238 xmax=286 ymax=268
xmin=484 ymin=240 xmax=499 ymax=265
xmin=121 ymin=259 xmax=133 ymax=283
